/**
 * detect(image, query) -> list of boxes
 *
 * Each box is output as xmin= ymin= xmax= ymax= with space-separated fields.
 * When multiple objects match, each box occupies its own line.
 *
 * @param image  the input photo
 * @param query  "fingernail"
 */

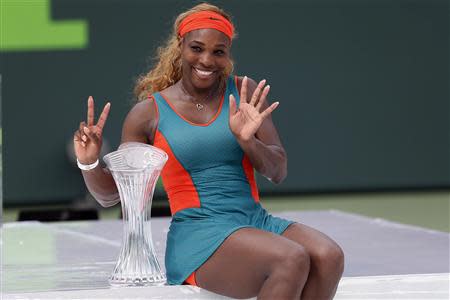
xmin=82 ymin=135 xmax=87 ymax=141
xmin=266 ymin=85 xmax=270 ymax=90
xmin=81 ymin=141 xmax=86 ymax=147
xmin=244 ymin=76 xmax=247 ymax=80
xmin=83 ymin=127 xmax=89 ymax=133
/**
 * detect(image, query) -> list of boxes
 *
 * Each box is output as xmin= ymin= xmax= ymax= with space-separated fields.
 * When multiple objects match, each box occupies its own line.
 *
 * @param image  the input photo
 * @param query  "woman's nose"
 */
xmin=199 ymin=52 xmax=214 ymax=68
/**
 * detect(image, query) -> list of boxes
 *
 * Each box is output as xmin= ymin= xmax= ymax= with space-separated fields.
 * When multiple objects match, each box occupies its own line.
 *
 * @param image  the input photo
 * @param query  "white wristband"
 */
xmin=77 ymin=158 xmax=99 ymax=171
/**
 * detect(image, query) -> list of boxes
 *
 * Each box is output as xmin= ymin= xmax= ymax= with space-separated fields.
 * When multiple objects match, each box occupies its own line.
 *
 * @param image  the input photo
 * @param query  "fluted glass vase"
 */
xmin=103 ymin=142 xmax=168 ymax=286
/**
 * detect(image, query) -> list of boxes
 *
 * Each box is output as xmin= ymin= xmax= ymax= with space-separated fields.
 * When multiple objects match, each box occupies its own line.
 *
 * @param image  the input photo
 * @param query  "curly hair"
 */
xmin=134 ymin=3 xmax=236 ymax=101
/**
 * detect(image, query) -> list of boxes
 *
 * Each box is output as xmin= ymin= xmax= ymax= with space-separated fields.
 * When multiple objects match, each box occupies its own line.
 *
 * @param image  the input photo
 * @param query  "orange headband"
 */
xmin=178 ymin=11 xmax=234 ymax=41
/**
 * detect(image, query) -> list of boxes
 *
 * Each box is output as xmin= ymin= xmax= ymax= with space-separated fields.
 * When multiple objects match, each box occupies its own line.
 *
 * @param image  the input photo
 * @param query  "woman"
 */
xmin=74 ymin=3 xmax=344 ymax=299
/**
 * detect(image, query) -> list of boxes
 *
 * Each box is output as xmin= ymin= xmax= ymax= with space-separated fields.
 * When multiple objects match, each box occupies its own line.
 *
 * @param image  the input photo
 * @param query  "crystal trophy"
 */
xmin=103 ymin=142 xmax=168 ymax=286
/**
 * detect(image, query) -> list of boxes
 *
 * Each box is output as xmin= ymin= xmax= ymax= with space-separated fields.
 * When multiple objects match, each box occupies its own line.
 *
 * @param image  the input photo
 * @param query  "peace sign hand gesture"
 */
xmin=73 ymin=96 xmax=111 ymax=165
xmin=229 ymin=76 xmax=279 ymax=142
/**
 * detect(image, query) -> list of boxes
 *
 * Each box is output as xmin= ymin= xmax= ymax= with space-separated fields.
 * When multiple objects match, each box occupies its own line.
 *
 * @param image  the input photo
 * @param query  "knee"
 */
xmin=315 ymin=242 xmax=345 ymax=275
xmin=277 ymin=245 xmax=311 ymax=275
xmin=264 ymin=245 xmax=310 ymax=288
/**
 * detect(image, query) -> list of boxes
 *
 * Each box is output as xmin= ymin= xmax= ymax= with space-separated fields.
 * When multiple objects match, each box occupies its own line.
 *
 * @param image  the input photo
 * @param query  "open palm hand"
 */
xmin=229 ymin=77 xmax=279 ymax=142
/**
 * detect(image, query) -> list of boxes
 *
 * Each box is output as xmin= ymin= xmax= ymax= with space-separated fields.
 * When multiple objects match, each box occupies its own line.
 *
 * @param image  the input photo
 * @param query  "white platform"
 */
xmin=3 ymin=274 xmax=449 ymax=299
xmin=2 ymin=210 xmax=449 ymax=299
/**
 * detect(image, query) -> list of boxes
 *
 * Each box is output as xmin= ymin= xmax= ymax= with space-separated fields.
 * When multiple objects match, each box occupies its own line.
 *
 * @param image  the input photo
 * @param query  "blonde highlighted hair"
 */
xmin=134 ymin=3 xmax=236 ymax=101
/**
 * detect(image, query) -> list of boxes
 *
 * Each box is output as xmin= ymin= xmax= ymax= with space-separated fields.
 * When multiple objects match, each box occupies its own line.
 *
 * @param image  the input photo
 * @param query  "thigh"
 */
xmin=282 ymin=222 xmax=343 ymax=261
xmin=195 ymin=227 xmax=303 ymax=299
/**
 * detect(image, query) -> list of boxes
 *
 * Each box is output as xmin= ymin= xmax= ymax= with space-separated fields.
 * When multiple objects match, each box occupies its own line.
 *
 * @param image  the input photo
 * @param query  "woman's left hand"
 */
xmin=229 ymin=76 xmax=279 ymax=142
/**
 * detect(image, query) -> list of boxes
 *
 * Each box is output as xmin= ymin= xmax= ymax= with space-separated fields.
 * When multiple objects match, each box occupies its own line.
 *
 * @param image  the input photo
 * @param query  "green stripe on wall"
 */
xmin=0 ymin=0 xmax=88 ymax=51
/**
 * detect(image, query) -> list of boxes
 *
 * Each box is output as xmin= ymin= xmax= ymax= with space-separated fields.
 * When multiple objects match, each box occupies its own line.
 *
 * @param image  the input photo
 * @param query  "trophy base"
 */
xmin=109 ymin=274 xmax=166 ymax=287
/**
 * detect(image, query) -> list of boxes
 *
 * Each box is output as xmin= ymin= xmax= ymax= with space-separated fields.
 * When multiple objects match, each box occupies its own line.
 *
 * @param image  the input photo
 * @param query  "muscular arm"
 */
xmin=236 ymin=77 xmax=287 ymax=184
xmin=82 ymin=99 xmax=157 ymax=207
xmin=81 ymin=165 xmax=120 ymax=207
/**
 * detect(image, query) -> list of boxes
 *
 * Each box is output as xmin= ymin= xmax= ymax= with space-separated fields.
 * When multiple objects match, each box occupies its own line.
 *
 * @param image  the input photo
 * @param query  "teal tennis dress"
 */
xmin=151 ymin=75 xmax=294 ymax=285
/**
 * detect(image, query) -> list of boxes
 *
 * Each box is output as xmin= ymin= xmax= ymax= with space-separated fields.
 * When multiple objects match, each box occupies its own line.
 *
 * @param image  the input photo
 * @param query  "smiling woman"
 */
xmin=134 ymin=6 xmax=235 ymax=102
xmin=73 ymin=2 xmax=343 ymax=299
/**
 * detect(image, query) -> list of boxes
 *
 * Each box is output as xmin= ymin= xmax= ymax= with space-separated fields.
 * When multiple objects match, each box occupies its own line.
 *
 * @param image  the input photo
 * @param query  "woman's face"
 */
xmin=180 ymin=28 xmax=231 ymax=90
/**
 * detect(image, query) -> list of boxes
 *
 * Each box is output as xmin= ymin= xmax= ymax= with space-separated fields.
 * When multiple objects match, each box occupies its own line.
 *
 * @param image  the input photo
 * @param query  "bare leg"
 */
xmin=282 ymin=223 xmax=345 ymax=300
xmin=195 ymin=227 xmax=311 ymax=299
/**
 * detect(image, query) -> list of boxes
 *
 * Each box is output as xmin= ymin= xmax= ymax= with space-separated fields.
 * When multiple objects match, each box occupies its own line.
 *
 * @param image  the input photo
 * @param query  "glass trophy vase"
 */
xmin=103 ymin=142 xmax=168 ymax=286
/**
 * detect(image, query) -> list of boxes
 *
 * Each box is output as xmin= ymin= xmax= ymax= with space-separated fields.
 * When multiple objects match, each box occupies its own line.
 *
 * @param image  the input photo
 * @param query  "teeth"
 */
xmin=195 ymin=68 xmax=213 ymax=76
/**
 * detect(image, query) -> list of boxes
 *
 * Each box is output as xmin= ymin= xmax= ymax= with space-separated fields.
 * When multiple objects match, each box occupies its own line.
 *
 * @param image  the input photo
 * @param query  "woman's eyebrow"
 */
xmin=190 ymin=40 xmax=205 ymax=45
xmin=190 ymin=40 xmax=227 ymax=48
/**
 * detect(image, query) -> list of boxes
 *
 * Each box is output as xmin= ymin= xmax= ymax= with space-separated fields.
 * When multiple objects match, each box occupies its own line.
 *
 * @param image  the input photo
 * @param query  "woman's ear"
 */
xmin=226 ymin=59 xmax=234 ymax=74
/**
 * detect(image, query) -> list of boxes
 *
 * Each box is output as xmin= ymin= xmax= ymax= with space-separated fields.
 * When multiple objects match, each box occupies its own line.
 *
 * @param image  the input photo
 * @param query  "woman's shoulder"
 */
xmin=121 ymin=96 xmax=159 ymax=144
xmin=158 ymin=84 xmax=182 ymax=104
xmin=131 ymin=96 xmax=157 ymax=117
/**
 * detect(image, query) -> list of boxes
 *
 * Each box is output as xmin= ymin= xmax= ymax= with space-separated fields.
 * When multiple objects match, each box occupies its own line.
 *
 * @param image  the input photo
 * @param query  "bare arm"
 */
xmin=232 ymin=76 xmax=287 ymax=183
xmin=74 ymin=97 xmax=157 ymax=207
xmin=80 ymin=164 xmax=119 ymax=207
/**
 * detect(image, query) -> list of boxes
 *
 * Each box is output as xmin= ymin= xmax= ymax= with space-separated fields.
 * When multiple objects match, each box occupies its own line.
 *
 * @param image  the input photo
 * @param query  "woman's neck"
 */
xmin=178 ymin=78 xmax=220 ymax=101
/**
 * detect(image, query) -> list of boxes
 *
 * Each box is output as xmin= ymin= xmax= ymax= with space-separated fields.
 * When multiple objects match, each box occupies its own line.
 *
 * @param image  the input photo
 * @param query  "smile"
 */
xmin=193 ymin=67 xmax=214 ymax=77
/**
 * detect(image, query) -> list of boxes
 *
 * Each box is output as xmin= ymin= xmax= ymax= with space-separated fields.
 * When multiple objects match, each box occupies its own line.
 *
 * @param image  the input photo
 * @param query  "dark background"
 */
xmin=2 ymin=0 xmax=449 ymax=205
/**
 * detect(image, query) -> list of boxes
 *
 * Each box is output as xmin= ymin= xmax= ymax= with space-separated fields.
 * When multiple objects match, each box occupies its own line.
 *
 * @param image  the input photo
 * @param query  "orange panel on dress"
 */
xmin=184 ymin=271 xmax=198 ymax=286
xmin=154 ymin=129 xmax=201 ymax=215
xmin=242 ymin=155 xmax=260 ymax=202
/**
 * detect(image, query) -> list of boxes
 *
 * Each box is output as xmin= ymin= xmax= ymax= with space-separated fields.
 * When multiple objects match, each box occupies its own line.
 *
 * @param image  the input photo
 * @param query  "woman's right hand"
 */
xmin=73 ymin=96 xmax=111 ymax=165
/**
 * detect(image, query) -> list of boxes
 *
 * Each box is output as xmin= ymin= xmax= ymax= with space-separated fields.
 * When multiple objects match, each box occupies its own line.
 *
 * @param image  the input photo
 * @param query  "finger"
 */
xmin=241 ymin=76 xmax=248 ymax=103
xmin=260 ymin=102 xmax=280 ymax=120
xmin=83 ymin=126 xmax=100 ymax=144
xmin=78 ymin=121 xmax=90 ymax=145
xmin=78 ymin=126 xmax=91 ymax=145
xmin=74 ymin=131 xmax=87 ymax=148
xmin=87 ymin=96 xmax=95 ymax=126
xmin=256 ymin=85 xmax=270 ymax=112
xmin=73 ymin=131 xmax=82 ymax=143
xmin=249 ymin=79 xmax=266 ymax=106
xmin=96 ymin=102 xmax=111 ymax=132
xmin=229 ymin=94 xmax=237 ymax=117
xmin=79 ymin=121 xmax=87 ymax=136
